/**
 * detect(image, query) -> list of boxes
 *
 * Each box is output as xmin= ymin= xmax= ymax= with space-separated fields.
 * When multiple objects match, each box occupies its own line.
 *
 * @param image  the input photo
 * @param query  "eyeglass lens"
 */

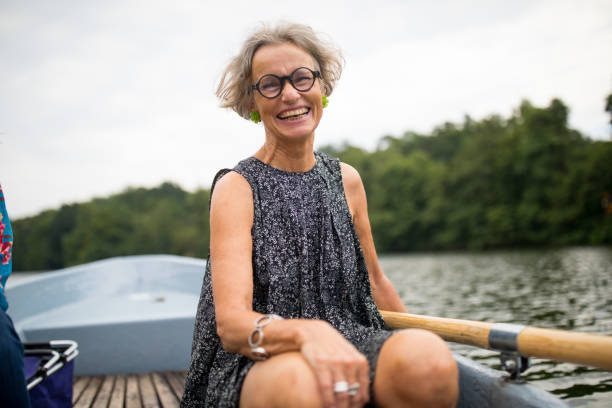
xmin=257 ymin=67 xmax=315 ymax=98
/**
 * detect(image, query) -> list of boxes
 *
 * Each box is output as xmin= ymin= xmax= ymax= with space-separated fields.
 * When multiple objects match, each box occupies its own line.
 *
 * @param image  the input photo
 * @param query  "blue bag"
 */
xmin=24 ymin=341 xmax=78 ymax=408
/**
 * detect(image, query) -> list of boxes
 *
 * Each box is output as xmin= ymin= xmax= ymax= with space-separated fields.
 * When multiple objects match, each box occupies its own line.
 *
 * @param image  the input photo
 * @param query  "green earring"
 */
xmin=250 ymin=110 xmax=261 ymax=123
xmin=322 ymin=95 xmax=329 ymax=108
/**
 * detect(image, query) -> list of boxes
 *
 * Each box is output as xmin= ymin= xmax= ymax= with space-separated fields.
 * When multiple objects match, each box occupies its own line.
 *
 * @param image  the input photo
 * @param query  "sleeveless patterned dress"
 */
xmin=181 ymin=152 xmax=392 ymax=407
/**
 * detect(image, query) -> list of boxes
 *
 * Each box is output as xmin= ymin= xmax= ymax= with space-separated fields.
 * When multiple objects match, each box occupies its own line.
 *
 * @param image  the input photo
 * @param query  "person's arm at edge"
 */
xmin=340 ymin=162 xmax=408 ymax=313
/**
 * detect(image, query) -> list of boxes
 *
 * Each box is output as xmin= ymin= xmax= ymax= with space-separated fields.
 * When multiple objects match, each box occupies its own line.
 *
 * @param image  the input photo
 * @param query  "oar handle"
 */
xmin=380 ymin=311 xmax=612 ymax=371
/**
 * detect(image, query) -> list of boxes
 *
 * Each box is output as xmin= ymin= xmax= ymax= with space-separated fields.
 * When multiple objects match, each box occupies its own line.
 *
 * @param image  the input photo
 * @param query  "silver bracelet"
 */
xmin=248 ymin=314 xmax=283 ymax=360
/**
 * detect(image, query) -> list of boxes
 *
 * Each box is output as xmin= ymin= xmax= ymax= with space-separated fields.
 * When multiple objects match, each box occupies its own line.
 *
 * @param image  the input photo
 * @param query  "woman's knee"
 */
xmin=394 ymin=329 xmax=457 ymax=379
xmin=241 ymin=352 xmax=323 ymax=408
xmin=376 ymin=329 xmax=459 ymax=407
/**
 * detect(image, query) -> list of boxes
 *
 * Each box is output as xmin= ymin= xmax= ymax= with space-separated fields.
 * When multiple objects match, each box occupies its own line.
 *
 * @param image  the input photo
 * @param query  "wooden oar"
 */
xmin=380 ymin=311 xmax=612 ymax=371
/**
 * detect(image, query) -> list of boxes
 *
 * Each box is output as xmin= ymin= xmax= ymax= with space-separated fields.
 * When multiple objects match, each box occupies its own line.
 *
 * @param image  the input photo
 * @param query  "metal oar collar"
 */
xmin=488 ymin=323 xmax=530 ymax=380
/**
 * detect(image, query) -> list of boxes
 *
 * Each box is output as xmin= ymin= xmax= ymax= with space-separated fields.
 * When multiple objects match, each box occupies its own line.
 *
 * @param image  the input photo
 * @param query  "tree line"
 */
xmin=13 ymin=184 xmax=211 ymax=271
xmin=324 ymin=98 xmax=612 ymax=252
xmin=12 ymin=98 xmax=612 ymax=270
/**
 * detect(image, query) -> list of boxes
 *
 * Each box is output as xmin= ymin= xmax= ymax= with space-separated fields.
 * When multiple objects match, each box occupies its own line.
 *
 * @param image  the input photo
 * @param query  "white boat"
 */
xmin=8 ymin=255 xmax=203 ymax=376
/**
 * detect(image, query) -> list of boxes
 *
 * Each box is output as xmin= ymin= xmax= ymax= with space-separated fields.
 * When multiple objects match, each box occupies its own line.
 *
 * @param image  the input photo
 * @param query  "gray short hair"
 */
xmin=216 ymin=22 xmax=344 ymax=120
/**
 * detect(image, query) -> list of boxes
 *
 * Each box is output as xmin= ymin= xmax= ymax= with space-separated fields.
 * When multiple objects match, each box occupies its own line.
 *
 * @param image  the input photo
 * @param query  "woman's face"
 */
xmin=251 ymin=43 xmax=324 ymax=144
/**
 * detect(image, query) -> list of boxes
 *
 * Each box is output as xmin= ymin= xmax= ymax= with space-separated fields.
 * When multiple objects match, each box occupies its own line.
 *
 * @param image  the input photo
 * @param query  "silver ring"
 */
xmin=333 ymin=381 xmax=349 ymax=393
xmin=348 ymin=382 xmax=360 ymax=396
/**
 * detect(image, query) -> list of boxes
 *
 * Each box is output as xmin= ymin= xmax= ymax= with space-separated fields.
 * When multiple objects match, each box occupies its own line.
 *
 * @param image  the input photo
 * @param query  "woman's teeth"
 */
xmin=278 ymin=108 xmax=310 ymax=120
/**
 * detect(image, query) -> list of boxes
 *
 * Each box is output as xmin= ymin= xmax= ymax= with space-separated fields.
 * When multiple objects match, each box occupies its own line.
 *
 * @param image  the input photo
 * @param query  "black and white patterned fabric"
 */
xmin=181 ymin=152 xmax=392 ymax=407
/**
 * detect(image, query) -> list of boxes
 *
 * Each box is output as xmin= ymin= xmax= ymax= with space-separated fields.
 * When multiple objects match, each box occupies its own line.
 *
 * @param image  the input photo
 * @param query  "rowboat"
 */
xmin=8 ymin=255 xmax=203 ymax=376
xmin=7 ymin=255 xmax=571 ymax=407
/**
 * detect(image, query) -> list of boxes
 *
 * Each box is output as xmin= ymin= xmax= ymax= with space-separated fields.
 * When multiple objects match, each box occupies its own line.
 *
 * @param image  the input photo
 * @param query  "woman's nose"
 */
xmin=280 ymin=81 xmax=300 ymax=102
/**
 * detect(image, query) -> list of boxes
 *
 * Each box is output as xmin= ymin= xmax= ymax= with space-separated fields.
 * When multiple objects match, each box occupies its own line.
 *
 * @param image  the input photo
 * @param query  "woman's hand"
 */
xmin=298 ymin=320 xmax=370 ymax=408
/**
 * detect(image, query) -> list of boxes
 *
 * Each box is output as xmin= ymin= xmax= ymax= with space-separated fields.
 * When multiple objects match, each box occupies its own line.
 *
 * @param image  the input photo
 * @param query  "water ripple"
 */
xmin=381 ymin=247 xmax=612 ymax=405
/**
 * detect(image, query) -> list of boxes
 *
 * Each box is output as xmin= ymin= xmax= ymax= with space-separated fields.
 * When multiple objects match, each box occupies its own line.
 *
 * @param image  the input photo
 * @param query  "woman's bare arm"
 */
xmin=210 ymin=171 xmax=300 ymax=355
xmin=211 ymin=170 xmax=373 ymax=405
xmin=341 ymin=162 xmax=408 ymax=313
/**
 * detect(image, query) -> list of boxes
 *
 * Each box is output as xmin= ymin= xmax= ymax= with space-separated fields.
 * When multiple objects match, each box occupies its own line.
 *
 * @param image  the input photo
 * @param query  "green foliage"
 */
xmin=332 ymin=98 xmax=612 ymax=252
xmin=11 ymin=98 xmax=612 ymax=269
xmin=12 ymin=183 xmax=211 ymax=270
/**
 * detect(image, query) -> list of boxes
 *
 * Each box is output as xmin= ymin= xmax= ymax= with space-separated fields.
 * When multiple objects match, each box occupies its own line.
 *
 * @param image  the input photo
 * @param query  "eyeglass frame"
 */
xmin=251 ymin=67 xmax=322 ymax=99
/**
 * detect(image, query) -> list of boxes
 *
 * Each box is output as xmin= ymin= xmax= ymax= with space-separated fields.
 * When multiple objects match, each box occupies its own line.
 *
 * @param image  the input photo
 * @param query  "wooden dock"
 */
xmin=72 ymin=371 xmax=186 ymax=408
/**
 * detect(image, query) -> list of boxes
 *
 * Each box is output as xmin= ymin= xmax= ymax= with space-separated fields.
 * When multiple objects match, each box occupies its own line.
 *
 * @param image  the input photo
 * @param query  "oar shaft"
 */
xmin=519 ymin=327 xmax=612 ymax=370
xmin=381 ymin=311 xmax=493 ymax=348
xmin=380 ymin=311 xmax=612 ymax=371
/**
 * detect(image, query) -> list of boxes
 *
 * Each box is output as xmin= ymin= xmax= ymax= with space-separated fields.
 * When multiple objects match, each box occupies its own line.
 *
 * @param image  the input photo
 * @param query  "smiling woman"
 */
xmin=249 ymin=43 xmax=325 ymax=155
xmin=181 ymin=23 xmax=459 ymax=408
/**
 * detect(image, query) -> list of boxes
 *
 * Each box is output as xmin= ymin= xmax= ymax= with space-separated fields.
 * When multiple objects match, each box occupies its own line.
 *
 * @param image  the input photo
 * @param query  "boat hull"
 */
xmin=455 ymin=354 xmax=567 ymax=407
xmin=8 ymin=255 xmax=203 ymax=375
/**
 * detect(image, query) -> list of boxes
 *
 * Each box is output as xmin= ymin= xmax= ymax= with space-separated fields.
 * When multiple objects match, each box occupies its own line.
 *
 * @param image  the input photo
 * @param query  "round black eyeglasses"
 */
xmin=252 ymin=67 xmax=321 ymax=99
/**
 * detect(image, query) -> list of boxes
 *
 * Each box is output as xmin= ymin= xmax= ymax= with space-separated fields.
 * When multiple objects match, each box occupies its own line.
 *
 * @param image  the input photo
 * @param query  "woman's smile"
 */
xmin=277 ymin=107 xmax=310 ymax=121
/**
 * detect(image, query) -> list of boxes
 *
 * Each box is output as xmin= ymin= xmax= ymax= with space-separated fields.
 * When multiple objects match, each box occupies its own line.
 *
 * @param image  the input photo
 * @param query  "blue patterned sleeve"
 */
xmin=0 ymin=184 xmax=14 ymax=311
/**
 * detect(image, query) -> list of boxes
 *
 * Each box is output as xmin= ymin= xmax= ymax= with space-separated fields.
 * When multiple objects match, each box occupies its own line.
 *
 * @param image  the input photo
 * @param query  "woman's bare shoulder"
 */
xmin=211 ymin=170 xmax=253 ymax=210
xmin=340 ymin=162 xmax=363 ymax=192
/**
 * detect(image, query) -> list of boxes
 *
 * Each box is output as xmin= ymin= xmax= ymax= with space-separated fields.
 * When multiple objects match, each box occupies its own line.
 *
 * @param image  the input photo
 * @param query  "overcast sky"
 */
xmin=1 ymin=0 xmax=611 ymax=219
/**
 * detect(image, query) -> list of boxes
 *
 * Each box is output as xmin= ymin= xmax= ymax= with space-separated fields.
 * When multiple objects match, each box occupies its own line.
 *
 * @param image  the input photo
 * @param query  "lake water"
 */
xmin=9 ymin=247 xmax=612 ymax=406
xmin=380 ymin=247 xmax=612 ymax=407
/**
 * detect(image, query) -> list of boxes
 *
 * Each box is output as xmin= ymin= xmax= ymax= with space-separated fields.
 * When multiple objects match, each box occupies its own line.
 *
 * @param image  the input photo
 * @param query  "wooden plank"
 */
xmin=164 ymin=372 xmax=185 ymax=401
xmin=92 ymin=375 xmax=115 ymax=408
xmin=74 ymin=371 xmax=187 ymax=408
xmin=73 ymin=376 xmax=103 ymax=408
xmin=125 ymin=374 xmax=142 ymax=408
xmin=152 ymin=372 xmax=179 ymax=408
xmin=139 ymin=373 xmax=160 ymax=408
xmin=72 ymin=376 xmax=91 ymax=405
xmin=108 ymin=374 xmax=126 ymax=408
